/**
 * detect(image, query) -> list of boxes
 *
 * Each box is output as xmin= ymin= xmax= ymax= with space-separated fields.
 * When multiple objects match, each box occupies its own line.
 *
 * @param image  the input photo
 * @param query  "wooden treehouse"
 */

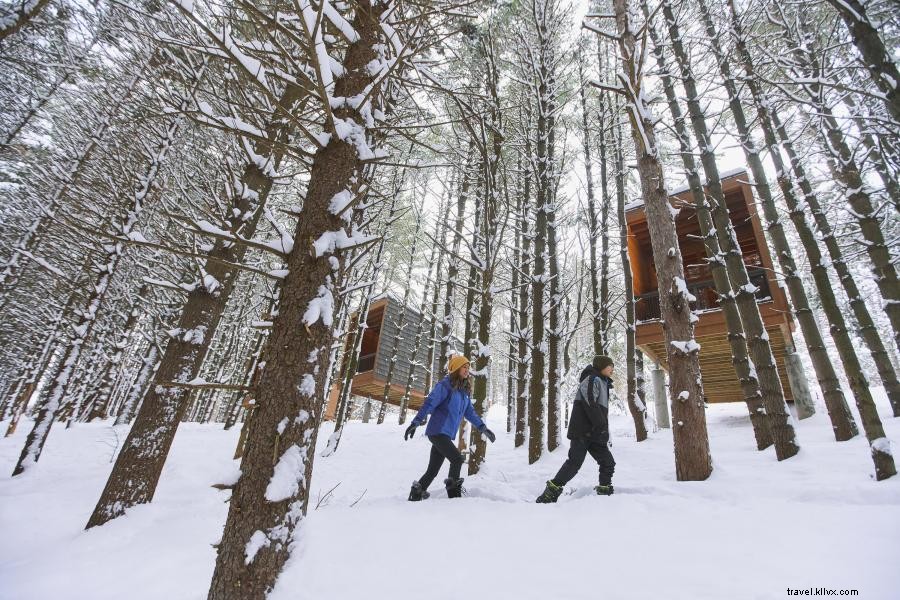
xmin=324 ymin=295 xmax=442 ymax=420
xmin=626 ymin=170 xmax=799 ymax=404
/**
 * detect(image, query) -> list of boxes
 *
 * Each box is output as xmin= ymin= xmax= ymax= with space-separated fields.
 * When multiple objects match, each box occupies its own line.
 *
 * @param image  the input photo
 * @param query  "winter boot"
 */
xmin=444 ymin=477 xmax=465 ymax=499
xmin=536 ymin=480 xmax=563 ymax=503
xmin=594 ymin=484 xmax=614 ymax=496
xmin=408 ymin=481 xmax=430 ymax=502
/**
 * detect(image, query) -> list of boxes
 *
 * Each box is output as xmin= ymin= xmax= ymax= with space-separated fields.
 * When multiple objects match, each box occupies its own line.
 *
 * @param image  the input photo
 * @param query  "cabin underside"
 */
xmin=638 ymin=323 xmax=795 ymax=404
xmin=324 ymin=371 xmax=427 ymax=420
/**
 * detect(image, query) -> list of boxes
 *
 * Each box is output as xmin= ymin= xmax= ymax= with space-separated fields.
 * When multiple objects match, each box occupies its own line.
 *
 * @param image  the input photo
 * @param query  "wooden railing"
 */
xmin=635 ymin=268 xmax=772 ymax=322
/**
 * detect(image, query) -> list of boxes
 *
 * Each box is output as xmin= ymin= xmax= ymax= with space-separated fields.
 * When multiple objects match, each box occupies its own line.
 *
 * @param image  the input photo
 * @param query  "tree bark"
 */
xmin=717 ymin=0 xmax=859 ymax=441
xmin=85 ymin=79 xmax=299 ymax=526
xmin=662 ymin=0 xmax=795 ymax=456
xmin=615 ymin=116 xmax=648 ymax=442
xmin=206 ymin=4 xmax=391 ymax=596
xmin=768 ymin=101 xmax=900 ymax=418
xmin=825 ymin=0 xmax=900 ymax=124
xmin=609 ymin=0 xmax=711 ymax=480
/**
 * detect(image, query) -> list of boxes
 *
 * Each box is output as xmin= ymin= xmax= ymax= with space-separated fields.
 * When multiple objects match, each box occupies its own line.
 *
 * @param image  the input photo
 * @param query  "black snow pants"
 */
xmin=417 ymin=434 xmax=463 ymax=489
xmin=551 ymin=437 xmax=615 ymax=487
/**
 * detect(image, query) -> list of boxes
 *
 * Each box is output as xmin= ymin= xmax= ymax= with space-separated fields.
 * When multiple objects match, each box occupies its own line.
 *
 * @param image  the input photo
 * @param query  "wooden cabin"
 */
xmin=626 ymin=170 xmax=798 ymax=403
xmin=324 ymin=295 xmax=446 ymax=419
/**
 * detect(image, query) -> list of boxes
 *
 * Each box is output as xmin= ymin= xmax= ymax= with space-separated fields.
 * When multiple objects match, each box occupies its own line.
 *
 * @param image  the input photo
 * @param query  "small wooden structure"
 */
xmin=324 ymin=295 xmax=443 ymax=419
xmin=626 ymin=170 xmax=798 ymax=403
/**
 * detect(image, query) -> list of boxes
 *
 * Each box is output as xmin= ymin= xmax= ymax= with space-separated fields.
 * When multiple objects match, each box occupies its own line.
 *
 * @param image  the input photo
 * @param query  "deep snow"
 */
xmin=1 ymin=393 xmax=898 ymax=600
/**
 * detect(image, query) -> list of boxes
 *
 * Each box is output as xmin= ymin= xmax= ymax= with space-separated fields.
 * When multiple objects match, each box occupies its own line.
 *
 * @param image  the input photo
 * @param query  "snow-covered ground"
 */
xmin=2 ymin=394 xmax=899 ymax=600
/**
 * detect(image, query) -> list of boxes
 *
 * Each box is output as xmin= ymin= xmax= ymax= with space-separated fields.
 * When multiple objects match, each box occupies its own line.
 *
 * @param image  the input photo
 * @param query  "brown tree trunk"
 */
xmin=717 ymin=0 xmax=859 ymax=441
xmin=207 ymin=4 xmax=390 ymax=596
xmin=615 ymin=117 xmax=648 ymax=442
xmin=771 ymin=109 xmax=900 ymax=418
xmin=648 ymin=8 xmax=770 ymax=450
xmin=662 ymin=0 xmax=797 ymax=458
xmin=579 ymin=49 xmax=603 ymax=357
xmin=85 ymin=81 xmax=300 ymax=527
xmin=515 ymin=146 xmax=531 ymax=449
xmin=825 ymin=0 xmax=900 ymax=123
xmin=610 ymin=0 xmax=711 ymax=480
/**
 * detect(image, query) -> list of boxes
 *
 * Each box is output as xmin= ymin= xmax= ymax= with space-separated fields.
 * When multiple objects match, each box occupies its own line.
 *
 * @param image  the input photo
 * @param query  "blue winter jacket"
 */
xmin=411 ymin=376 xmax=486 ymax=438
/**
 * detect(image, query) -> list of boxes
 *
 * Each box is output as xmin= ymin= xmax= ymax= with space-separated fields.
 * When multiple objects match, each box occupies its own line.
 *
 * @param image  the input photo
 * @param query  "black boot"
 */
xmin=536 ymin=480 xmax=563 ymax=503
xmin=408 ymin=481 xmax=430 ymax=501
xmin=595 ymin=484 xmax=614 ymax=496
xmin=444 ymin=477 xmax=465 ymax=499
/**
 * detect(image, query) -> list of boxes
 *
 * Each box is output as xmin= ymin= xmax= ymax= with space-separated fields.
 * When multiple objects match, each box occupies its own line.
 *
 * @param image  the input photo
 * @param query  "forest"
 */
xmin=0 ymin=0 xmax=898 ymax=599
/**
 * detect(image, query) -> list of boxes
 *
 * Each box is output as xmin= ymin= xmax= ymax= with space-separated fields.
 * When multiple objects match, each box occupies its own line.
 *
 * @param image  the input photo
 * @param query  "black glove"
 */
xmin=404 ymin=423 xmax=418 ymax=441
xmin=481 ymin=426 xmax=496 ymax=443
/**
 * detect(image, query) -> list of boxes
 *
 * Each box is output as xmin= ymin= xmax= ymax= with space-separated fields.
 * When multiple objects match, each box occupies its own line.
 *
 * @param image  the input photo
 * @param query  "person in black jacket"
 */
xmin=536 ymin=355 xmax=616 ymax=503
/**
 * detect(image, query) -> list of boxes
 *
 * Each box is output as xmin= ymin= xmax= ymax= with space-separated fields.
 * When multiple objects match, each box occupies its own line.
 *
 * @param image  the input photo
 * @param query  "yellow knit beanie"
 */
xmin=447 ymin=354 xmax=470 ymax=374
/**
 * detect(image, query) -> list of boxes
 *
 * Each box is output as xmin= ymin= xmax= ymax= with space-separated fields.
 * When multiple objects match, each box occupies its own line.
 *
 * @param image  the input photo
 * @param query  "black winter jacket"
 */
xmin=566 ymin=364 xmax=613 ymax=443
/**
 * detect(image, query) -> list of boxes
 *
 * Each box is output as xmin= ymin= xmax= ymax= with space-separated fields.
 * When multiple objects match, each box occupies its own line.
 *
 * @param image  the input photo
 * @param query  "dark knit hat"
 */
xmin=593 ymin=355 xmax=614 ymax=372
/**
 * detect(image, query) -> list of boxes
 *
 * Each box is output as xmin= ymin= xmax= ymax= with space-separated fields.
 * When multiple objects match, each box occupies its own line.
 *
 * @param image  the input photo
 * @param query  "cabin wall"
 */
xmin=375 ymin=298 xmax=432 ymax=394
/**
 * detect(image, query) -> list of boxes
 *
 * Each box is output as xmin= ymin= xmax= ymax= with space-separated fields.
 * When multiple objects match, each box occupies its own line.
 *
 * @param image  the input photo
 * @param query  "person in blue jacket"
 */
xmin=404 ymin=354 xmax=496 ymax=500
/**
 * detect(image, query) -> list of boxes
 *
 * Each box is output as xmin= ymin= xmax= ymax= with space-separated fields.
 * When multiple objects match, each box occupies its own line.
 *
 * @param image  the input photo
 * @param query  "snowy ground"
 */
xmin=1 ymin=393 xmax=899 ymax=600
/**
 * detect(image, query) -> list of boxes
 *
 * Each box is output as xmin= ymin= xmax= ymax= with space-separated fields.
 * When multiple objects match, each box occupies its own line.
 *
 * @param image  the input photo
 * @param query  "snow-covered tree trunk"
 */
xmin=417 ymin=198 xmax=451 ymax=413
xmin=605 ymin=0 xmax=711 ymax=480
xmin=768 ymin=101 xmax=900 ymax=418
xmin=824 ymin=0 xmax=900 ymax=124
xmin=11 ymin=60 xmax=164 ymax=476
xmin=578 ymin=47 xmax=603 ymax=357
xmin=614 ymin=116 xmax=648 ymax=442
xmin=83 ymin=285 xmax=148 ymax=422
xmin=515 ymin=148 xmax=532 ymax=449
xmin=469 ymin=45 xmax=505 ymax=472
xmin=648 ymin=6 xmax=770 ymax=449
xmin=661 ymin=0 xmax=798 ymax=458
xmin=714 ymin=0 xmax=858 ymax=441
xmin=327 ymin=192 xmax=398 ymax=453
xmin=759 ymin=102 xmax=895 ymax=479
xmin=84 ymin=73 xmax=299 ymax=525
xmin=113 ymin=342 xmax=159 ymax=427
xmin=376 ymin=197 xmax=423 ymax=424
xmin=395 ymin=214 xmax=442 ymax=423
xmin=3 ymin=298 xmax=70 ymax=436
xmin=207 ymin=2 xmax=401 ymax=596
xmin=440 ymin=158 xmax=472 ymax=365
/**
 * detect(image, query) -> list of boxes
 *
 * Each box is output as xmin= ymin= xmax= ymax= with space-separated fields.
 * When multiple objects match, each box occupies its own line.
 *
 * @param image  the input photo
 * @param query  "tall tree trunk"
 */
xmin=515 ymin=146 xmax=532 ymax=449
xmin=206 ymin=4 xmax=393 ymax=596
xmin=758 ymin=105 xmax=895 ymax=478
xmin=662 ymin=0 xmax=797 ymax=458
xmin=648 ymin=6 xmax=770 ymax=449
xmin=440 ymin=157 xmax=473 ymax=365
xmin=608 ymin=0 xmax=711 ymax=481
xmin=377 ymin=198 xmax=423 ymax=424
xmin=768 ymin=101 xmax=900 ymax=418
xmin=579 ymin=49 xmax=603 ymax=356
xmin=615 ymin=116 xmax=648 ymax=442
xmin=711 ymin=0 xmax=859 ymax=440
xmin=12 ymin=62 xmax=172 ymax=476
xmin=824 ymin=0 xmax=900 ymax=123
xmin=4 ymin=298 xmax=72 ymax=437
xmin=84 ymin=78 xmax=300 ymax=526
